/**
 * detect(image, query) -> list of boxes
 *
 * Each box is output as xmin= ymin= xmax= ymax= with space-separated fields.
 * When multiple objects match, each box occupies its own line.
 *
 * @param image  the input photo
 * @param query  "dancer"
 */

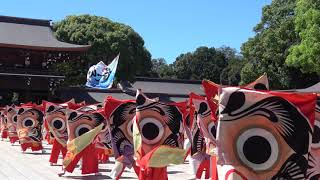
xmin=16 ymin=103 xmax=45 ymax=153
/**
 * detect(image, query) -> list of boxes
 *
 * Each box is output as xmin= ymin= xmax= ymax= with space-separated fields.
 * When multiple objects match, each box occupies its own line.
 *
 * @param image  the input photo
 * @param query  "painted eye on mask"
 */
xmin=13 ymin=115 xmax=17 ymax=123
xmin=22 ymin=118 xmax=35 ymax=128
xmin=208 ymin=121 xmax=216 ymax=140
xmin=100 ymin=123 xmax=109 ymax=132
xmin=75 ymin=124 xmax=92 ymax=137
xmin=140 ymin=117 xmax=164 ymax=145
xmin=51 ymin=118 xmax=65 ymax=131
xmin=127 ymin=120 xmax=133 ymax=137
xmin=236 ymin=128 xmax=279 ymax=171
xmin=312 ymin=120 xmax=320 ymax=149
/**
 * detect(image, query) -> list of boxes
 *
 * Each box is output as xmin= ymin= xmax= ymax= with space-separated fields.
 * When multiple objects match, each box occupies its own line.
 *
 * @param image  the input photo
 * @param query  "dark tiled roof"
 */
xmin=58 ymin=87 xmax=135 ymax=104
xmin=279 ymin=82 xmax=320 ymax=93
xmin=0 ymin=15 xmax=51 ymax=27
xmin=87 ymin=92 xmax=134 ymax=102
xmin=58 ymin=77 xmax=206 ymax=103
xmin=128 ymin=77 xmax=205 ymax=96
xmin=0 ymin=15 xmax=90 ymax=51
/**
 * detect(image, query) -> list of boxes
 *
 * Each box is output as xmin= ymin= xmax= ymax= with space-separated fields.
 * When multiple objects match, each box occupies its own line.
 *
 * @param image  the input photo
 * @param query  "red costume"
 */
xmin=104 ymin=97 xmax=139 ymax=179
xmin=216 ymin=87 xmax=315 ymax=179
xmin=0 ymin=109 xmax=8 ymax=139
xmin=62 ymin=108 xmax=105 ymax=175
xmin=307 ymin=95 xmax=320 ymax=179
xmin=134 ymin=90 xmax=187 ymax=180
xmin=6 ymin=105 xmax=19 ymax=144
xmin=76 ymin=103 xmax=112 ymax=164
xmin=187 ymin=93 xmax=217 ymax=179
xmin=44 ymin=101 xmax=69 ymax=164
xmin=16 ymin=104 xmax=44 ymax=152
xmin=201 ymin=74 xmax=270 ymax=179
xmin=44 ymin=121 xmax=55 ymax=145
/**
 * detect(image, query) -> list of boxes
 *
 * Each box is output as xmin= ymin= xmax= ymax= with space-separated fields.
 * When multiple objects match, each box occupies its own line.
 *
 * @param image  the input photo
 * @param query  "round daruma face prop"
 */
xmin=79 ymin=103 xmax=114 ymax=160
xmin=65 ymin=109 xmax=104 ymax=143
xmin=76 ymin=103 xmax=103 ymax=113
xmin=104 ymin=97 xmax=138 ymax=179
xmin=94 ymin=119 xmax=112 ymax=151
xmin=0 ymin=109 xmax=8 ymax=139
xmin=73 ymin=103 xmax=111 ymax=153
xmin=308 ymin=95 xmax=320 ymax=179
xmin=133 ymin=90 xmax=187 ymax=168
xmin=63 ymin=108 xmax=104 ymax=174
xmin=104 ymin=97 xmax=136 ymax=161
xmin=45 ymin=103 xmax=68 ymax=147
xmin=189 ymin=93 xmax=217 ymax=156
xmin=6 ymin=105 xmax=19 ymax=143
xmin=187 ymin=93 xmax=216 ymax=179
xmin=202 ymin=73 xmax=270 ymax=122
xmin=16 ymin=105 xmax=44 ymax=151
xmin=217 ymin=87 xmax=315 ymax=180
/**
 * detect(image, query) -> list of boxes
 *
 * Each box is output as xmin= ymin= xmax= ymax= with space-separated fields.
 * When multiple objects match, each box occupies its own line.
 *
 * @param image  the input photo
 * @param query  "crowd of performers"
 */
xmin=0 ymin=74 xmax=319 ymax=180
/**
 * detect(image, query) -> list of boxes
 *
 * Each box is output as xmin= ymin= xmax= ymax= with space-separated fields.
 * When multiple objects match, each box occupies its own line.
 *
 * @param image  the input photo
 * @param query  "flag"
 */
xmin=97 ymin=54 xmax=119 ymax=89
xmin=85 ymin=61 xmax=107 ymax=88
xmin=85 ymin=54 xmax=119 ymax=89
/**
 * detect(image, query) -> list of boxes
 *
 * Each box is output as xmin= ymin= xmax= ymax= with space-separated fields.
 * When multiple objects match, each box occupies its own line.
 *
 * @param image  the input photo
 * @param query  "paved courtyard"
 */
xmin=0 ymin=139 xmax=194 ymax=180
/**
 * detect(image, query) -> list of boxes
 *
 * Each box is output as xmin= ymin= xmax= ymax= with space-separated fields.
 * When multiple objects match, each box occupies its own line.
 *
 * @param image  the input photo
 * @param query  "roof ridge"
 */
xmin=134 ymin=76 xmax=202 ymax=84
xmin=0 ymin=15 xmax=51 ymax=27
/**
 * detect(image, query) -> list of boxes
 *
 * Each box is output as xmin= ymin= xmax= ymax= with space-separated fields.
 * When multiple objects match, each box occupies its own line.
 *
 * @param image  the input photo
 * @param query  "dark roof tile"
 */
xmin=0 ymin=15 xmax=90 ymax=51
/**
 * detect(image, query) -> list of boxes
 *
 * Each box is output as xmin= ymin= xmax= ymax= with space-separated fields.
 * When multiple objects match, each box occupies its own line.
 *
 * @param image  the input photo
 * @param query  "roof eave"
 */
xmin=0 ymin=43 xmax=91 ymax=52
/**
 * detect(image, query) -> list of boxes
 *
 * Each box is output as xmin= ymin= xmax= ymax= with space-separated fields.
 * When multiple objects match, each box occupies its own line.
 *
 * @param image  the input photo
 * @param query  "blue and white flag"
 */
xmin=85 ymin=54 xmax=119 ymax=89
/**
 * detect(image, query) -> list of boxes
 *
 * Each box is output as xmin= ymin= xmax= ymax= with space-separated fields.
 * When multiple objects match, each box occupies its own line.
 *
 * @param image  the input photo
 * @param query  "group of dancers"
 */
xmin=0 ymin=74 xmax=319 ymax=180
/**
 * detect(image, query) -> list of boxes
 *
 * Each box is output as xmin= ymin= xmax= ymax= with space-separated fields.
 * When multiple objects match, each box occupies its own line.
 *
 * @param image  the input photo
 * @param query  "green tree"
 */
xmin=286 ymin=0 xmax=320 ymax=74
xmin=173 ymin=52 xmax=193 ymax=79
xmin=218 ymin=46 xmax=244 ymax=85
xmin=173 ymin=46 xmax=228 ymax=83
xmin=53 ymin=15 xmax=152 ymax=85
xmin=220 ymin=58 xmax=245 ymax=86
xmin=241 ymin=0 xmax=319 ymax=89
xmin=150 ymin=58 xmax=175 ymax=78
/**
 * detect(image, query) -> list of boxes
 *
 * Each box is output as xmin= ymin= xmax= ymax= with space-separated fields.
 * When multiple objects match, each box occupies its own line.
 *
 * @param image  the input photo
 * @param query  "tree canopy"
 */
xmin=149 ymin=46 xmax=243 ymax=85
xmin=51 ymin=5 xmax=320 ymax=89
xmin=286 ymin=0 xmax=320 ymax=74
xmin=240 ymin=0 xmax=319 ymax=89
xmin=173 ymin=46 xmax=229 ymax=83
xmin=150 ymin=58 xmax=175 ymax=79
xmin=53 ymin=14 xmax=152 ymax=85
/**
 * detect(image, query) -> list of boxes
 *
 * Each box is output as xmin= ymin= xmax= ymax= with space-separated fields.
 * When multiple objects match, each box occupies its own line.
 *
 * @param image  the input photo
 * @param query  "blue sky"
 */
xmin=1 ymin=0 xmax=271 ymax=63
